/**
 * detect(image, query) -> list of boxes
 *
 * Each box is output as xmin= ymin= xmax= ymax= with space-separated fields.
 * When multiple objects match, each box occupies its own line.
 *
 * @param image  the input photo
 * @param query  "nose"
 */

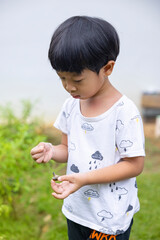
xmin=65 ymin=81 xmax=76 ymax=92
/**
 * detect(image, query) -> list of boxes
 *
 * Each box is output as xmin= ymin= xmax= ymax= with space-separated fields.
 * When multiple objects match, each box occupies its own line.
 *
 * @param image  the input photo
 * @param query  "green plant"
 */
xmin=0 ymin=101 xmax=46 ymax=217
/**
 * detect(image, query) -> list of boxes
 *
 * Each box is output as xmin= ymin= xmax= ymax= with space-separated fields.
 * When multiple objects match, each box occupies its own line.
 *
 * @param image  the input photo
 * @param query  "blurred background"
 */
xmin=0 ymin=0 xmax=160 ymax=123
xmin=0 ymin=1 xmax=160 ymax=239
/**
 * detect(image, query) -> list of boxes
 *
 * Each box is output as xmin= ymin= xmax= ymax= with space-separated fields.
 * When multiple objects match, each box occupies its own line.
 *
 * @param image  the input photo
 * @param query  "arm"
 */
xmin=51 ymin=156 xmax=144 ymax=199
xmin=31 ymin=132 xmax=68 ymax=163
xmin=51 ymin=133 xmax=68 ymax=163
xmin=81 ymin=156 xmax=144 ymax=185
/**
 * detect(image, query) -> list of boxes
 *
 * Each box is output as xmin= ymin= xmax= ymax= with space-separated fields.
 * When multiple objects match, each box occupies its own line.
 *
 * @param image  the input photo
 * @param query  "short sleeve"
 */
xmin=116 ymin=104 xmax=145 ymax=158
xmin=53 ymin=99 xmax=70 ymax=134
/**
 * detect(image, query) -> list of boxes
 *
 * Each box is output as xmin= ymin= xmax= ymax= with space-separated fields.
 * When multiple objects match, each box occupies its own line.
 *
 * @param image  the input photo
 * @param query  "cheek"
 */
xmin=88 ymin=81 xmax=101 ymax=92
xmin=61 ymin=81 xmax=66 ymax=89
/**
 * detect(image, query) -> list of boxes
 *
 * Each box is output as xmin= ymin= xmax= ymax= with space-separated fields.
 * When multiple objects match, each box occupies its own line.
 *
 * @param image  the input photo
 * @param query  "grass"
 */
xmin=0 ymin=128 xmax=160 ymax=240
xmin=130 ymin=173 xmax=160 ymax=240
xmin=0 ymin=162 xmax=68 ymax=240
xmin=130 ymin=136 xmax=160 ymax=240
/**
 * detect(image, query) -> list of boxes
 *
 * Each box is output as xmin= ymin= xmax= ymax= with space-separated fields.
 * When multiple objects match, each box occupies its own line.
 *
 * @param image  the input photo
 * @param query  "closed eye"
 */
xmin=74 ymin=79 xmax=83 ymax=83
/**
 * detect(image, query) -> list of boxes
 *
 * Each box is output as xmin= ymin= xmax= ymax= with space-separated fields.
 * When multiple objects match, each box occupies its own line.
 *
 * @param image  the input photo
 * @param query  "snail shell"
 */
xmin=52 ymin=172 xmax=59 ymax=181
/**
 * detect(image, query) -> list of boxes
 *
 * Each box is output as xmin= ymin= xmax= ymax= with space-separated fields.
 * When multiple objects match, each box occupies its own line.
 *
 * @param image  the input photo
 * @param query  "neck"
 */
xmin=87 ymin=80 xmax=121 ymax=105
xmin=80 ymin=80 xmax=122 ymax=117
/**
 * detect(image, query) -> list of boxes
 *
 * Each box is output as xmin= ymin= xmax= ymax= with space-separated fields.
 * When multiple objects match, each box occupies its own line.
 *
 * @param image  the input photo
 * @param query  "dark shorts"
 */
xmin=67 ymin=218 xmax=133 ymax=240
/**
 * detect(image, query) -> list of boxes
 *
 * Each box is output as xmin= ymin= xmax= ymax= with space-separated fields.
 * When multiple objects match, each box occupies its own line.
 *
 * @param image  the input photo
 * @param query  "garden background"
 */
xmin=0 ymin=0 xmax=160 ymax=239
xmin=0 ymin=102 xmax=160 ymax=240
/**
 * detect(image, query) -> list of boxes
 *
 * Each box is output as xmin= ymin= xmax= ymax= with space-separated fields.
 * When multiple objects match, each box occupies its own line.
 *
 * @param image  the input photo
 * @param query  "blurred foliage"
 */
xmin=0 ymin=101 xmax=160 ymax=239
xmin=0 ymin=100 xmax=47 ymax=218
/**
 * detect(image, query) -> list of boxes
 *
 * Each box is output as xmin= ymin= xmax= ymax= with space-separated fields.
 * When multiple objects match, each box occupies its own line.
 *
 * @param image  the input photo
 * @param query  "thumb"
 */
xmin=58 ymin=174 xmax=74 ymax=182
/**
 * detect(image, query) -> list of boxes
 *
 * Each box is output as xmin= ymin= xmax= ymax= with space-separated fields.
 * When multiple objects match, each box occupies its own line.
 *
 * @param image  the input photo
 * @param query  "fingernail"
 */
xmin=58 ymin=177 xmax=61 ymax=181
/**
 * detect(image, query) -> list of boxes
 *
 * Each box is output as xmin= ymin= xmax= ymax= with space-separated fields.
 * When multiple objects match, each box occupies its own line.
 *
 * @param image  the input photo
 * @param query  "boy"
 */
xmin=31 ymin=16 xmax=145 ymax=240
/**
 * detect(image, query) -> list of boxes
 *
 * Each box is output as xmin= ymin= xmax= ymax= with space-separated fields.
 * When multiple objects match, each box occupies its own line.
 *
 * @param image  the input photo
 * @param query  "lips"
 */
xmin=72 ymin=95 xmax=80 ymax=99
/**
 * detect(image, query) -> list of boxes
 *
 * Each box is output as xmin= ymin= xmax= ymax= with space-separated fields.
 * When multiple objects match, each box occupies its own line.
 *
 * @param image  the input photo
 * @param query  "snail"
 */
xmin=52 ymin=172 xmax=59 ymax=181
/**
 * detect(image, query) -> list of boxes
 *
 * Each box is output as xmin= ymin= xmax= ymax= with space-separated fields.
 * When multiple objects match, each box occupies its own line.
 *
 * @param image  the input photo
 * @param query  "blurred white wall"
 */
xmin=0 ymin=0 xmax=160 ymax=122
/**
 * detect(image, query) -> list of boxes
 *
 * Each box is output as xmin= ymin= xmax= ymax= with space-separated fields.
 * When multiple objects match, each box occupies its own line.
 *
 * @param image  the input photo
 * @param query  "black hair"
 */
xmin=48 ymin=16 xmax=120 ymax=74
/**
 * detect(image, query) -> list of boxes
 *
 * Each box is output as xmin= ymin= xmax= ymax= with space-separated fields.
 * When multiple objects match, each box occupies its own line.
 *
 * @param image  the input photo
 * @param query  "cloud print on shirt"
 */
xmin=109 ymin=183 xmax=128 ymax=200
xmin=116 ymin=101 xmax=124 ymax=107
xmin=119 ymin=140 xmax=133 ymax=152
xmin=97 ymin=210 xmax=113 ymax=222
xmin=81 ymin=123 xmax=94 ymax=131
xmin=115 ymin=187 xmax=128 ymax=196
xmin=70 ymin=164 xmax=79 ymax=173
xmin=68 ymin=142 xmax=76 ymax=151
xmin=116 ymin=120 xmax=124 ymax=131
xmin=91 ymin=151 xmax=103 ymax=160
xmin=84 ymin=189 xmax=99 ymax=198
xmin=64 ymin=204 xmax=73 ymax=213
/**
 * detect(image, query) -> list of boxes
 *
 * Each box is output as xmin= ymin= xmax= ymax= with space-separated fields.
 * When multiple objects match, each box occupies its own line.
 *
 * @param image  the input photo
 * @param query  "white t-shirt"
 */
xmin=54 ymin=95 xmax=145 ymax=235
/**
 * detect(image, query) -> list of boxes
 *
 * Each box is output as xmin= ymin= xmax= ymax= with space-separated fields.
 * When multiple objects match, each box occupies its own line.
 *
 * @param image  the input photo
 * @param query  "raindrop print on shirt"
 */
xmin=89 ymin=151 xmax=103 ymax=170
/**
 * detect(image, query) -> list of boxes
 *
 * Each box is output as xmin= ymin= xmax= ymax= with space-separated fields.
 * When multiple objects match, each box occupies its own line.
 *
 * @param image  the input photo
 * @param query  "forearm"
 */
xmin=52 ymin=144 xmax=68 ymax=163
xmin=81 ymin=156 xmax=144 ymax=186
xmin=51 ymin=156 xmax=144 ymax=200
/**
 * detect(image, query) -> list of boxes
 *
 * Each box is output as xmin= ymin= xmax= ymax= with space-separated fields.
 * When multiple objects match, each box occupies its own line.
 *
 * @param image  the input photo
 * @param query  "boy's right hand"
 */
xmin=30 ymin=142 xmax=54 ymax=163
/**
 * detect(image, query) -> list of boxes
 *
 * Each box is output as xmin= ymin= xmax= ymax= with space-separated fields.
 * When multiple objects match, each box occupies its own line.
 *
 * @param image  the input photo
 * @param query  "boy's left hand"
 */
xmin=51 ymin=173 xmax=84 ymax=199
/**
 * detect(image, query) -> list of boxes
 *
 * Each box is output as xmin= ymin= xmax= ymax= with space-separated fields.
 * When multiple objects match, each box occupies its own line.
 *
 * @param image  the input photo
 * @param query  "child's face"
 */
xmin=57 ymin=69 xmax=107 ymax=100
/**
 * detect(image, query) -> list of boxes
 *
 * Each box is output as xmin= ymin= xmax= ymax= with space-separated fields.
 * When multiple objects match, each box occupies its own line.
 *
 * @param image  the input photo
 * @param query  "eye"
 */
xmin=74 ymin=79 xmax=83 ymax=83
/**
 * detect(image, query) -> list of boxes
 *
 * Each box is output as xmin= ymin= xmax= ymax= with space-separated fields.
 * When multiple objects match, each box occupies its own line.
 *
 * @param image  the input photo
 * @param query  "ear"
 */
xmin=103 ymin=61 xmax=115 ymax=76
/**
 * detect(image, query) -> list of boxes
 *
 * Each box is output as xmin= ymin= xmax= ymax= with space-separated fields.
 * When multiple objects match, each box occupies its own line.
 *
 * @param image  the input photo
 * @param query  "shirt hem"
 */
xmin=62 ymin=205 xmax=136 ymax=235
xmin=120 ymin=150 xmax=145 ymax=158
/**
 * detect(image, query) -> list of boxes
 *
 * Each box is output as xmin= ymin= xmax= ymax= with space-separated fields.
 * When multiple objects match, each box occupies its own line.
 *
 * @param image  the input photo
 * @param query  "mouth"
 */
xmin=72 ymin=95 xmax=80 ymax=99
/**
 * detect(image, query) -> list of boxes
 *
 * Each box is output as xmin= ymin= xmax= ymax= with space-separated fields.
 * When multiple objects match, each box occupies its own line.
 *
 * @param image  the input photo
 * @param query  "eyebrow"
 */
xmin=57 ymin=72 xmax=83 ymax=79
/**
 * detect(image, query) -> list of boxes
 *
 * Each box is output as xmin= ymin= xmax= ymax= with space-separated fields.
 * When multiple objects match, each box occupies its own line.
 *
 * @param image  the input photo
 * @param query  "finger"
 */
xmin=57 ymin=175 xmax=67 ymax=182
xmin=38 ymin=142 xmax=46 ymax=146
xmin=30 ymin=145 xmax=44 ymax=155
xmin=52 ymin=191 xmax=68 ymax=200
xmin=58 ymin=174 xmax=74 ymax=182
xmin=32 ymin=152 xmax=44 ymax=160
xmin=51 ymin=180 xmax=63 ymax=193
xmin=36 ymin=156 xmax=44 ymax=164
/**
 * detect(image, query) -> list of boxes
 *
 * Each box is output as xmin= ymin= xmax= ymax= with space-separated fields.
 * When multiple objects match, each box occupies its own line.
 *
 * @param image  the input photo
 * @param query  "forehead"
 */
xmin=57 ymin=69 xmax=98 ymax=79
xmin=57 ymin=71 xmax=82 ymax=78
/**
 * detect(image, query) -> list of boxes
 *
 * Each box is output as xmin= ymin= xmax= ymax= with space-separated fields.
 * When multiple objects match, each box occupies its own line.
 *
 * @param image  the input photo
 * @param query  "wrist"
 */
xmin=48 ymin=143 xmax=55 ymax=160
xmin=79 ymin=172 xmax=89 ymax=187
xmin=80 ymin=170 xmax=99 ymax=186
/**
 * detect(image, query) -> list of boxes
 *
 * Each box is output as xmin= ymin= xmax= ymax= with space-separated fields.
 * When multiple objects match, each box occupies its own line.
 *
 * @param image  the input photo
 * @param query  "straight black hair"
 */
xmin=48 ymin=16 xmax=120 ymax=74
